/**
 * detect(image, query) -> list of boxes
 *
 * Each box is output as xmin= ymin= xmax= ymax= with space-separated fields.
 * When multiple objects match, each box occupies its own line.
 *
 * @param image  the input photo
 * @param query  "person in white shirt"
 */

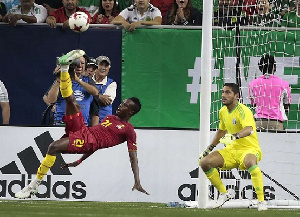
xmin=111 ymin=0 xmax=162 ymax=32
xmin=2 ymin=0 xmax=47 ymax=26
xmin=0 ymin=80 xmax=10 ymax=125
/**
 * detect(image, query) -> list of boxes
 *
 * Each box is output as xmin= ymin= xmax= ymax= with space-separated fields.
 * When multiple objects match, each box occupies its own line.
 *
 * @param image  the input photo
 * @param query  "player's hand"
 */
xmin=198 ymin=144 xmax=215 ymax=165
xmin=132 ymin=182 xmax=149 ymax=195
xmin=219 ymin=133 xmax=236 ymax=146
xmin=61 ymin=161 xmax=81 ymax=169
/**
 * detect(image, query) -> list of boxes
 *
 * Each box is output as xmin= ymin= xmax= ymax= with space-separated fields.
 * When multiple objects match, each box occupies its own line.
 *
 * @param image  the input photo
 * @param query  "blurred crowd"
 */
xmin=0 ymin=0 xmax=298 ymax=29
xmin=0 ymin=0 xmax=298 ymax=126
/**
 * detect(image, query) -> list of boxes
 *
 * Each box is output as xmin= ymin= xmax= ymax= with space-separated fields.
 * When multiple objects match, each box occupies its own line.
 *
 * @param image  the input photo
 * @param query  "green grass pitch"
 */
xmin=0 ymin=200 xmax=299 ymax=217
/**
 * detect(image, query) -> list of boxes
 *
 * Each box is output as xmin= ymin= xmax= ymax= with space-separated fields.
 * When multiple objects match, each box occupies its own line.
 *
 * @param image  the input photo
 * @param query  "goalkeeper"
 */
xmin=199 ymin=83 xmax=267 ymax=211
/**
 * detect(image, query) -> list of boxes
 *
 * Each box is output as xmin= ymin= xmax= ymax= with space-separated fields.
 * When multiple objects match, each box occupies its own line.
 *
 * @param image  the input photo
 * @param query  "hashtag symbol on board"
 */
xmin=186 ymin=57 xmax=220 ymax=104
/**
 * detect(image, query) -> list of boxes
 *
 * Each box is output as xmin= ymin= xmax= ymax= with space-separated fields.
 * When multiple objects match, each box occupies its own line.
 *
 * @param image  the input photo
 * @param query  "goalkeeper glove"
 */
xmin=219 ymin=133 xmax=237 ymax=146
xmin=198 ymin=144 xmax=215 ymax=165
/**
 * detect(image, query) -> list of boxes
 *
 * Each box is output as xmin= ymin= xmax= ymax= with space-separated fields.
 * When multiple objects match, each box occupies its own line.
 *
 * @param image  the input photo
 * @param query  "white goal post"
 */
xmin=197 ymin=0 xmax=300 ymax=209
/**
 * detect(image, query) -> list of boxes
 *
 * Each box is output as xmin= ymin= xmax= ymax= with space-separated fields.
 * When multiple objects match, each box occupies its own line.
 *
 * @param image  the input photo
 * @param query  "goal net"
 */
xmin=197 ymin=0 xmax=300 ymax=209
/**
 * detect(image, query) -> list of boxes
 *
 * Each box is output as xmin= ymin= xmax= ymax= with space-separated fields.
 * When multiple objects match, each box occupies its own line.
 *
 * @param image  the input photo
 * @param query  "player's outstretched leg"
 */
xmin=15 ymin=50 xmax=85 ymax=199
xmin=59 ymin=50 xmax=84 ymax=115
xmin=58 ymin=49 xmax=85 ymax=66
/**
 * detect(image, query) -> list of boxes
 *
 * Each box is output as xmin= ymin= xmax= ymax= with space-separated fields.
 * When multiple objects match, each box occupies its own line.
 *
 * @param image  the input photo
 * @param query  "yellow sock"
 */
xmin=249 ymin=165 xmax=264 ymax=201
xmin=205 ymin=168 xmax=227 ymax=193
xmin=36 ymin=154 xmax=56 ymax=180
xmin=60 ymin=70 xmax=73 ymax=98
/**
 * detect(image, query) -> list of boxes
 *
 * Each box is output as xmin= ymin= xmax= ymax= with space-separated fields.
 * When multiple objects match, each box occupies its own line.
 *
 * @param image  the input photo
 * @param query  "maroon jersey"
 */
xmin=49 ymin=7 xmax=91 ymax=23
xmin=68 ymin=115 xmax=137 ymax=154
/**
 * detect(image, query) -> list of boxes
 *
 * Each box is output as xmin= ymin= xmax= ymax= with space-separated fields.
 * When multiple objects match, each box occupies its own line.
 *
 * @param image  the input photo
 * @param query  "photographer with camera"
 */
xmin=43 ymin=55 xmax=98 ymax=126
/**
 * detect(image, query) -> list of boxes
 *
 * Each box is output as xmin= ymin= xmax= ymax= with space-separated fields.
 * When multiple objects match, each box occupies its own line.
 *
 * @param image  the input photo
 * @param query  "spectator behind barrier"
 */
xmin=0 ymin=80 xmax=10 ymax=125
xmin=0 ymin=3 xmax=5 ymax=21
xmin=250 ymin=0 xmax=282 ymax=27
xmin=213 ymin=0 xmax=249 ymax=29
xmin=43 ymin=56 xmax=99 ymax=126
xmin=46 ymin=0 xmax=91 ymax=29
xmin=248 ymin=54 xmax=291 ymax=131
xmin=35 ymin=0 xmax=63 ymax=14
xmin=281 ymin=0 xmax=300 ymax=27
xmin=91 ymin=0 xmax=119 ymax=24
xmin=86 ymin=57 xmax=97 ymax=78
xmin=1 ymin=0 xmax=20 ymax=11
xmin=3 ymin=0 xmax=47 ymax=26
xmin=151 ymin=0 xmax=173 ymax=24
xmin=0 ymin=2 xmax=7 ymax=21
xmin=164 ymin=0 xmax=202 ymax=26
xmin=90 ymin=55 xmax=117 ymax=126
xmin=111 ymin=0 xmax=162 ymax=32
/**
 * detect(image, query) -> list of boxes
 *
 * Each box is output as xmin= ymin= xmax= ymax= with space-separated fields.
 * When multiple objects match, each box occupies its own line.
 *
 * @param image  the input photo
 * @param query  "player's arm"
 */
xmin=0 ymin=101 xmax=10 ymax=124
xmin=61 ymin=153 xmax=93 ymax=169
xmin=233 ymin=126 xmax=253 ymax=139
xmin=198 ymin=129 xmax=226 ymax=163
xmin=128 ymin=151 xmax=149 ymax=195
xmin=219 ymin=126 xmax=254 ymax=146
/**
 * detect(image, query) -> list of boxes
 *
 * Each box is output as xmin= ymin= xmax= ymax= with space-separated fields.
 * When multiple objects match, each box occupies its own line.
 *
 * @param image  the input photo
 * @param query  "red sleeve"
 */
xmin=127 ymin=126 xmax=137 ymax=152
xmin=49 ymin=7 xmax=68 ymax=23
xmin=91 ymin=14 xmax=98 ymax=24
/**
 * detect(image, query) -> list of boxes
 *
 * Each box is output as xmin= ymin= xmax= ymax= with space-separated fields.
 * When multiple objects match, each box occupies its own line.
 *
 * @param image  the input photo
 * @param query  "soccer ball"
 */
xmin=69 ymin=12 xmax=90 ymax=33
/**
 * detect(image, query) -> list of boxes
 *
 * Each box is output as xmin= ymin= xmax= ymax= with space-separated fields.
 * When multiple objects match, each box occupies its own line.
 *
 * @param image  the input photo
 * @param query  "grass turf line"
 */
xmin=0 ymin=200 xmax=299 ymax=217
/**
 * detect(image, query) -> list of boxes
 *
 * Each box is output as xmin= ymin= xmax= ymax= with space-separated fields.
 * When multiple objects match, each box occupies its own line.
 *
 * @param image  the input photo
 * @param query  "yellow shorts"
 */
xmin=217 ymin=145 xmax=262 ymax=170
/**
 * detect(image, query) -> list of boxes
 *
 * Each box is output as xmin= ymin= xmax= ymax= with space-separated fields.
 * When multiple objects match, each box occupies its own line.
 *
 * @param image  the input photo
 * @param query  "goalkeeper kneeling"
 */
xmin=198 ymin=83 xmax=267 ymax=211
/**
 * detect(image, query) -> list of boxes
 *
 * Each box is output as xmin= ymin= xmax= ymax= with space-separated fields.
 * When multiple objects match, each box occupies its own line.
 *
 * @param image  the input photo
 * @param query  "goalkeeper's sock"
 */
xmin=205 ymin=168 xmax=227 ymax=193
xmin=249 ymin=165 xmax=264 ymax=201
xmin=36 ymin=154 xmax=56 ymax=181
xmin=60 ymin=66 xmax=73 ymax=98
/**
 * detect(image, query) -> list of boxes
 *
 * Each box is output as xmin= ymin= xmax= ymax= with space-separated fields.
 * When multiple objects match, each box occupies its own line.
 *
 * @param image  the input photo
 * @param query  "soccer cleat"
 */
xmin=257 ymin=201 xmax=268 ymax=211
xmin=58 ymin=49 xmax=85 ymax=65
xmin=15 ymin=185 xmax=38 ymax=199
xmin=214 ymin=193 xmax=231 ymax=208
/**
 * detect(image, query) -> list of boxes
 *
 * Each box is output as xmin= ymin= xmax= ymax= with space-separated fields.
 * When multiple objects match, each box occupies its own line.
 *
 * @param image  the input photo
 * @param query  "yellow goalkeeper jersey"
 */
xmin=219 ymin=102 xmax=260 ymax=149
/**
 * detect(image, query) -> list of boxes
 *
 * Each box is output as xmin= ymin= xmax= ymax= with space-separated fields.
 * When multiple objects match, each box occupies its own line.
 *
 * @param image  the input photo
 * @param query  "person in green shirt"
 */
xmin=281 ymin=0 xmax=300 ymax=27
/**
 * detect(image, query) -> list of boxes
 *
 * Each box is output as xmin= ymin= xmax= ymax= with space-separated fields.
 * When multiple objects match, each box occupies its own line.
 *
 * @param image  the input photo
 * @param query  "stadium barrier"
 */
xmin=0 ymin=126 xmax=299 ymax=205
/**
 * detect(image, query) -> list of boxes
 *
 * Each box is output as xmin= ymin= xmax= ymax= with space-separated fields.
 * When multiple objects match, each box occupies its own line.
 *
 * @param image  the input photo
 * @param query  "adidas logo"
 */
xmin=0 ymin=131 xmax=86 ymax=199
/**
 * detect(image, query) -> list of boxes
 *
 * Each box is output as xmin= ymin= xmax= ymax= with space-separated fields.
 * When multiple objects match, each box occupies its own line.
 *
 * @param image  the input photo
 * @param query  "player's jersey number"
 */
xmin=72 ymin=139 xmax=85 ymax=147
xmin=101 ymin=119 xmax=112 ymax=128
